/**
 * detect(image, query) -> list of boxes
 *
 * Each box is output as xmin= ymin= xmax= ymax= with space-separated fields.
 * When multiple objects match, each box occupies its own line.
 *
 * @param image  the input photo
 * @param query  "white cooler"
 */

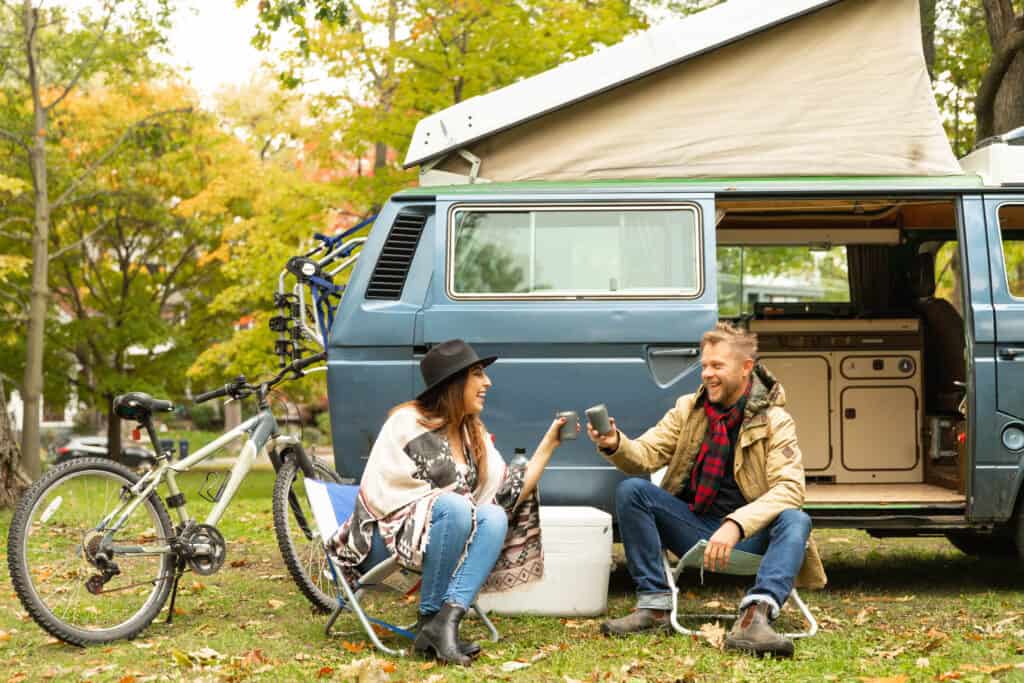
xmin=477 ymin=506 xmax=613 ymax=616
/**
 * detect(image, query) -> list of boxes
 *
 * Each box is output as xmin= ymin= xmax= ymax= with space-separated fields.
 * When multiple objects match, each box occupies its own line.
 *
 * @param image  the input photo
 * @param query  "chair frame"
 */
xmin=661 ymin=549 xmax=818 ymax=640
xmin=308 ymin=479 xmax=501 ymax=656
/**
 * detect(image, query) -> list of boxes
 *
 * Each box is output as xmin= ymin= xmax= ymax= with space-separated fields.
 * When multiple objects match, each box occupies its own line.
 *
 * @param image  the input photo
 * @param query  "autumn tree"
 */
xmin=41 ymin=84 xmax=235 ymax=460
xmin=976 ymin=0 xmax=1024 ymax=140
xmin=0 ymin=0 xmax=172 ymax=480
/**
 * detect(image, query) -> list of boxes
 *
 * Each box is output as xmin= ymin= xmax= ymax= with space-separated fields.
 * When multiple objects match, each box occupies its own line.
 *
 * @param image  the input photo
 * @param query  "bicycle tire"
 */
xmin=273 ymin=455 xmax=342 ymax=613
xmin=7 ymin=457 xmax=175 ymax=645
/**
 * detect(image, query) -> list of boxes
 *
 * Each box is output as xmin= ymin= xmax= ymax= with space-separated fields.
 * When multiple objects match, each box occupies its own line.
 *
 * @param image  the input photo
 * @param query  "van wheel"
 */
xmin=945 ymin=532 xmax=1018 ymax=557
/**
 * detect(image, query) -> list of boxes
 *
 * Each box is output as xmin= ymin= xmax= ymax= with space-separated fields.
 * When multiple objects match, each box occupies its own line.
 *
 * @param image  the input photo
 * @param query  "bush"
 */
xmin=315 ymin=411 xmax=332 ymax=442
xmin=188 ymin=403 xmax=223 ymax=431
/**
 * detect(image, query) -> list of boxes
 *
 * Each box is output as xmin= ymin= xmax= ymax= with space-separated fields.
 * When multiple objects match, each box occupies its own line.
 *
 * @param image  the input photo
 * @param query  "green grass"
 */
xmin=1 ymin=473 xmax=1023 ymax=681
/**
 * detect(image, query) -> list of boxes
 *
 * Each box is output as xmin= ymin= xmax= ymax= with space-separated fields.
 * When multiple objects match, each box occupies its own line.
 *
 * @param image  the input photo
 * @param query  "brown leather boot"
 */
xmin=600 ymin=608 xmax=671 ymax=636
xmin=724 ymin=601 xmax=794 ymax=658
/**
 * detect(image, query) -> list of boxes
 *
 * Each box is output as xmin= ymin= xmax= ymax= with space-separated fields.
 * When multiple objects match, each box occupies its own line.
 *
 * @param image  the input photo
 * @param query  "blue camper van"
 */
xmin=319 ymin=0 xmax=1024 ymax=556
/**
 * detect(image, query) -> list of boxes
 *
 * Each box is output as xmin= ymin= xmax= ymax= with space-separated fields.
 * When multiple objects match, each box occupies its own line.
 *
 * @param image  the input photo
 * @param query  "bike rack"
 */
xmin=272 ymin=215 xmax=377 ymax=366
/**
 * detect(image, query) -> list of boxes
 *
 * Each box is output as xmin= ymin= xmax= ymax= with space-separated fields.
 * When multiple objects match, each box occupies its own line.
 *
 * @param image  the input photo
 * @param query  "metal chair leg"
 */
xmin=664 ymin=553 xmax=700 ymax=636
xmin=472 ymin=602 xmax=501 ymax=642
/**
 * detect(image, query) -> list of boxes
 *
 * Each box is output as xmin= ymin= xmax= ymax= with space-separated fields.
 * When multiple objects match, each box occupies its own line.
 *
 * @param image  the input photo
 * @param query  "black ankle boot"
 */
xmin=414 ymin=611 xmax=480 ymax=658
xmin=413 ymin=603 xmax=472 ymax=665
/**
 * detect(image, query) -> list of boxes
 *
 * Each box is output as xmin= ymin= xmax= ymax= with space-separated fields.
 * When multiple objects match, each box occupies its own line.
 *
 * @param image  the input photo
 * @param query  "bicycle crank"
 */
xmin=178 ymin=523 xmax=226 ymax=576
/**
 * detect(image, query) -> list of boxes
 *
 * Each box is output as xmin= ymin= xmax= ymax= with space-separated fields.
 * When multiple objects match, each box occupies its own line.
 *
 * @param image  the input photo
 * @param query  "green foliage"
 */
xmin=933 ymin=0 xmax=992 ymax=157
xmin=186 ymin=404 xmax=224 ymax=432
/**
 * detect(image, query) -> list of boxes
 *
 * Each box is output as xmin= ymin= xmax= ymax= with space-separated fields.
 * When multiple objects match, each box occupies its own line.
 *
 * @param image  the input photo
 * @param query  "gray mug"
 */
xmin=586 ymin=403 xmax=612 ymax=435
xmin=556 ymin=410 xmax=579 ymax=440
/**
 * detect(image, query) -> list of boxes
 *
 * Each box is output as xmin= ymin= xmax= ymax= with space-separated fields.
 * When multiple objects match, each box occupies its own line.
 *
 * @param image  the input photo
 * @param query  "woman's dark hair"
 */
xmin=392 ymin=365 xmax=488 ymax=484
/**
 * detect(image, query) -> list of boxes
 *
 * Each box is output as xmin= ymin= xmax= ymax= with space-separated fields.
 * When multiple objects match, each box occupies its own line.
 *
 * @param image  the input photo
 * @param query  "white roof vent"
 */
xmin=959 ymin=127 xmax=1024 ymax=187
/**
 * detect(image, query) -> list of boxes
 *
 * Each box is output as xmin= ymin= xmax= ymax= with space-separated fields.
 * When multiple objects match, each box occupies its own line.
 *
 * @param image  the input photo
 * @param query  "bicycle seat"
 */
xmin=113 ymin=392 xmax=174 ymax=421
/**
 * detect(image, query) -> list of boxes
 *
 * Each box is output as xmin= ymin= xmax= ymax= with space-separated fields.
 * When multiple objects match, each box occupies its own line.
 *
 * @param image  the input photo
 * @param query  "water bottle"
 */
xmin=511 ymin=447 xmax=529 ymax=468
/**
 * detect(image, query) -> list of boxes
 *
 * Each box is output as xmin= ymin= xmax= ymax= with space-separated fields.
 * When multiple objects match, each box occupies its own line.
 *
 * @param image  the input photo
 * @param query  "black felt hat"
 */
xmin=417 ymin=339 xmax=497 ymax=400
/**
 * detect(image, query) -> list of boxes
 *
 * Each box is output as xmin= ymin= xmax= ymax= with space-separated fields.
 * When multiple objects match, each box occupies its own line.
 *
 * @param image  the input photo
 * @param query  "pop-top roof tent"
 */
xmin=403 ymin=0 xmax=964 ymax=185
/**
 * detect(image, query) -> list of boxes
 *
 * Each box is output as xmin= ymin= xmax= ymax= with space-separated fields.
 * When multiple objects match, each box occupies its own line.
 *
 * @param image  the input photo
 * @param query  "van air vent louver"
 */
xmin=365 ymin=212 xmax=428 ymax=300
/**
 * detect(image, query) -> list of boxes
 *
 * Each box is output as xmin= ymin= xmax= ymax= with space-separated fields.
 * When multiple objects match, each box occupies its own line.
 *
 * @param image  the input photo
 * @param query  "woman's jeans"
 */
xmin=616 ymin=478 xmax=811 ymax=616
xmin=357 ymin=493 xmax=508 ymax=615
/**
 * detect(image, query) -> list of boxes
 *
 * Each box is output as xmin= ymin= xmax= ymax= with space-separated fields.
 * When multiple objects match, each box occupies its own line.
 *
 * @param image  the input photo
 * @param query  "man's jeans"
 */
xmin=358 ymin=493 xmax=508 ymax=615
xmin=616 ymin=478 xmax=811 ymax=616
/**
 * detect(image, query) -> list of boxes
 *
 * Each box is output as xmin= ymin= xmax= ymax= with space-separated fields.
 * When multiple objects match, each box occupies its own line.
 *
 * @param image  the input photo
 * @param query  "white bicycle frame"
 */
xmin=97 ymin=409 xmax=299 ymax=557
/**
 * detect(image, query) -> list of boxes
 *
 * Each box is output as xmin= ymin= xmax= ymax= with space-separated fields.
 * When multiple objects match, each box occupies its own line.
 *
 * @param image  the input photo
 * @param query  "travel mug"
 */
xmin=556 ymin=410 xmax=579 ymax=440
xmin=586 ymin=403 xmax=612 ymax=435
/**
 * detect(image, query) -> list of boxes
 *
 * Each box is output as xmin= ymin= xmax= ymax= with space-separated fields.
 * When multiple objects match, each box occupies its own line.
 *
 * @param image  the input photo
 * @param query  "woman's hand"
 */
xmin=541 ymin=416 xmax=577 ymax=448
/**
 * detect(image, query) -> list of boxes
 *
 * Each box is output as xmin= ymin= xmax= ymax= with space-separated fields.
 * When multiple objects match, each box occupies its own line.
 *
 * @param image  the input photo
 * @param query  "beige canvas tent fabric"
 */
xmin=433 ymin=0 xmax=960 ymax=181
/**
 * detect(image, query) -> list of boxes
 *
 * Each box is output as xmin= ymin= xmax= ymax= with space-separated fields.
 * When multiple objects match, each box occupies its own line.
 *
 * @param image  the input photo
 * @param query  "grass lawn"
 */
xmin=1 ymin=471 xmax=1023 ymax=681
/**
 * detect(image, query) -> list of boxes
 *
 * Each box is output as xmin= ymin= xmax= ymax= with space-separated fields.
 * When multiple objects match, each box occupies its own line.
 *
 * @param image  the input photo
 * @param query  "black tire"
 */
xmin=7 ymin=457 xmax=175 ymax=645
xmin=273 ymin=455 xmax=342 ymax=613
xmin=946 ymin=531 xmax=1018 ymax=557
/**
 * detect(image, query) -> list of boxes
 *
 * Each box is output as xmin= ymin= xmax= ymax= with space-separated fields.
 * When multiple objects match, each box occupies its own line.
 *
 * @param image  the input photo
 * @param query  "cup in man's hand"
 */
xmin=586 ymin=403 xmax=612 ymax=435
xmin=556 ymin=411 xmax=579 ymax=440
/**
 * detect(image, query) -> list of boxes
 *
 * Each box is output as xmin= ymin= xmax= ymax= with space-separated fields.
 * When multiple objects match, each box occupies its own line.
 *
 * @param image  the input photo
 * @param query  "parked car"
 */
xmin=49 ymin=435 xmax=156 ymax=469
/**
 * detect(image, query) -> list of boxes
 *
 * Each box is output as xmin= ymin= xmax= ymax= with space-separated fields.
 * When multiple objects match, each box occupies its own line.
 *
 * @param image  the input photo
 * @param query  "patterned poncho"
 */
xmin=327 ymin=406 xmax=544 ymax=593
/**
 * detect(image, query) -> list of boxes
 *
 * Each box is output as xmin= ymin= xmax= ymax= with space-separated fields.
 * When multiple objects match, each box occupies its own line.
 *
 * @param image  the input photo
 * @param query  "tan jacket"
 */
xmin=602 ymin=365 xmax=827 ymax=589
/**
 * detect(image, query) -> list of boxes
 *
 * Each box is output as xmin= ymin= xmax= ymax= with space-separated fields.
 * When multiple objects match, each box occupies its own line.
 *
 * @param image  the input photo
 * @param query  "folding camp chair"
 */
xmin=662 ymin=540 xmax=818 ymax=640
xmin=304 ymin=479 xmax=500 ymax=656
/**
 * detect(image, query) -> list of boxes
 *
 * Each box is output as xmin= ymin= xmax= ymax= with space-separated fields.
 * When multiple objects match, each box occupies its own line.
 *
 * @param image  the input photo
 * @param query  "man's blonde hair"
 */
xmin=701 ymin=321 xmax=758 ymax=360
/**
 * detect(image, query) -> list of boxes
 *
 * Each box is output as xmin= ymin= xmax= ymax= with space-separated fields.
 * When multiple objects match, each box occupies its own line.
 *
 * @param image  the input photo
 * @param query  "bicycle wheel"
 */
xmin=273 ymin=455 xmax=342 ymax=613
xmin=7 ymin=457 xmax=175 ymax=645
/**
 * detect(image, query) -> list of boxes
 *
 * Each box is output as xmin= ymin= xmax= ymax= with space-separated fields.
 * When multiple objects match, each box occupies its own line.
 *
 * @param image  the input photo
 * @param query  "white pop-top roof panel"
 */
xmin=403 ymin=0 xmax=842 ymax=168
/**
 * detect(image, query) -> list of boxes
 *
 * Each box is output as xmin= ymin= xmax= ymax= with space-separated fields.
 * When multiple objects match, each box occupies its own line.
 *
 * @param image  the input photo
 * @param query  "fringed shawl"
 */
xmin=328 ymin=406 xmax=544 ymax=593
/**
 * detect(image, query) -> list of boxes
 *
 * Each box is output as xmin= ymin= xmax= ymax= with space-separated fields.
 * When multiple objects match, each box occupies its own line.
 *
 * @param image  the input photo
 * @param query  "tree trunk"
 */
xmin=976 ymin=0 xmax=1024 ymax=140
xmin=920 ymin=0 xmax=937 ymax=79
xmin=19 ymin=0 xmax=48 ymax=481
xmin=0 ymin=379 xmax=30 ymax=507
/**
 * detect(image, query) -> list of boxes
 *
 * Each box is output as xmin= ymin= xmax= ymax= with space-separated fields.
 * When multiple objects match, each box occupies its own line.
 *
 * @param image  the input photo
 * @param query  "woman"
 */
xmin=328 ymin=339 xmax=568 ymax=665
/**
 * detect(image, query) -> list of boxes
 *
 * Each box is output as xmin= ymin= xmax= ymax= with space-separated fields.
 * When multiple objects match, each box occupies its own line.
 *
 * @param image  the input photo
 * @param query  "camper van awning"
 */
xmin=404 ymin=0 xmax=962 ymax=183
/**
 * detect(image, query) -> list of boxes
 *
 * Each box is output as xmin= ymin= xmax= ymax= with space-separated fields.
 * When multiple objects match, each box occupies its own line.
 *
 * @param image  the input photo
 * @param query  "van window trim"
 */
xmin=996 ymin=200 xmax=1024 ymax=302
xmin=445 ymin=202 xmax=705 ymax=301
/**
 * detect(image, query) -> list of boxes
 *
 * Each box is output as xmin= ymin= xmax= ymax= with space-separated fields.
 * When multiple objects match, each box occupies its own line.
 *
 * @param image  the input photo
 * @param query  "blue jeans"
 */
xmin=616 ymin=478 xmax=811 ymax=616
xmin=357 ymin=493 xmax=508 ymax=614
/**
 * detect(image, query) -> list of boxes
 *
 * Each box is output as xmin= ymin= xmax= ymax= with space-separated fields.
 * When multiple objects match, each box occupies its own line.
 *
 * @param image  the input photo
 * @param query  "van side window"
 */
xmin=449 ymin=207 xmax=701 ymax=298
xmin=716 ymin=245 xmax=850 ymax=317
xmin=999 ymin=204 xmax=1024 ymax=299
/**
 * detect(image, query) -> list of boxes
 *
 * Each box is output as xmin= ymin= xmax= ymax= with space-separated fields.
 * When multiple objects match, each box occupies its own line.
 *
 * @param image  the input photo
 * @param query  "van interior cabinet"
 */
xmin=753 ymin=319 xmax=923 ymax=485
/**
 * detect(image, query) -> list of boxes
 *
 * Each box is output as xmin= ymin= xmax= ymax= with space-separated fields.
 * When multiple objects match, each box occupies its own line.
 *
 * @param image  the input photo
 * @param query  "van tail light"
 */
xmin=132 ymin=428 xmax=141 ymax=441
xmin=957 ymin=432 xmax=966 ymax=444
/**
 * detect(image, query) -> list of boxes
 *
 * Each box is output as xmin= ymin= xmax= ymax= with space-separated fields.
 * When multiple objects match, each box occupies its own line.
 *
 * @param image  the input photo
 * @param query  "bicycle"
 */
xmin=6 ymin=352 xmax=342 ymax=646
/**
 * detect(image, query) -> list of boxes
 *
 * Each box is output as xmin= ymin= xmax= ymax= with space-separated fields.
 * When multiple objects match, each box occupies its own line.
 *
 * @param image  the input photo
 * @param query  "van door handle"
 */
xmin=649 ymin=348 xmax=699 ymax=358
xmin=999 ymin=347 xmax=1024 ymax=360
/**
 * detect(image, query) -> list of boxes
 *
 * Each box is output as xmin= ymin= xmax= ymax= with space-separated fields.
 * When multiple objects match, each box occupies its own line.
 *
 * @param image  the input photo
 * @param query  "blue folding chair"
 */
xmin=305 ymin=479 xmax=500 ymax=656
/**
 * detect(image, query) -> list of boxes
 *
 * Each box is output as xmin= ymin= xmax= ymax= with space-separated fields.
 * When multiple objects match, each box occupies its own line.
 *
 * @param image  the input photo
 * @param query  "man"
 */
xmin=588 ymin=322 xmax=826 ymax=658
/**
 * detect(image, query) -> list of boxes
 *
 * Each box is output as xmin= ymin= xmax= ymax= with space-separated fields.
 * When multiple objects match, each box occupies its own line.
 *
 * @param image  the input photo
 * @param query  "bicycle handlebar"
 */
xmin=193 ymin=353 xmax=326 ymax=404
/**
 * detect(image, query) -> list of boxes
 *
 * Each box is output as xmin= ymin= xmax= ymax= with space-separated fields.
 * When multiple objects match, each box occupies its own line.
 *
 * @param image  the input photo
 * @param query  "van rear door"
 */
xmin=418 ymin=193 xmax=717 ymax=515
xmin=981 ymin=196 xmax=1024 ymax=522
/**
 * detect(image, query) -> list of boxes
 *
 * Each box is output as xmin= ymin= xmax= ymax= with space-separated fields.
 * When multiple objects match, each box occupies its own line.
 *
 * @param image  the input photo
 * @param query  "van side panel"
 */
xmin=979 ymin=194 xmax=1024 ymax=523
xmin=327 ymin=202 xmax=436 ymax=480
xmin=419 ymin=193 xmax=717 ymax=516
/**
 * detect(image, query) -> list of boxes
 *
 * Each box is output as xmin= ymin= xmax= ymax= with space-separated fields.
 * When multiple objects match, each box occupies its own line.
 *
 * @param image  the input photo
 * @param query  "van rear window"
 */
xmin=449 ymin=206 xmax=701 ymax=298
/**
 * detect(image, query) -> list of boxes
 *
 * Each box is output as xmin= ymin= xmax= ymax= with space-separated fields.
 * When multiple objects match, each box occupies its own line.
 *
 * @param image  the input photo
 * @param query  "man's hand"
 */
xmin=586 ymin=417 xmax=620 ymax=453
xmin=704 ymin=520 xmax=742 ymax=572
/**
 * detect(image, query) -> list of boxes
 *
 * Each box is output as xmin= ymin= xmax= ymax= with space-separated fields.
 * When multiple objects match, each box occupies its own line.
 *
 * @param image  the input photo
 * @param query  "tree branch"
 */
xmin=0 ymin=229 xmax=30 ymax=241
xmin=44 ymin=2 xmax=116 ymax=112
xmin=975 ymin=27 xmax=1024 ymax=140
xmin=48 ymin=220 xmax=109 ymax=261
xmin=0 ymin=126 xmax=28 ymax=153
xmin=52 ymin=107 xmax=192 ymax=210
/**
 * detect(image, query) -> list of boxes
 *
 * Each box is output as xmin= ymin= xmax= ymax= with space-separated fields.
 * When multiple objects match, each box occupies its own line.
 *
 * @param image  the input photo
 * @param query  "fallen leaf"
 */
xmin=118 ymin=676 xmax=138 ymax=683
xmin=0 ymin=631 xmax=10 ymax=642
xmin=936 ymin=672 xmax=962 ymax=681
xmin=189 ymin=646 xmax=222 ymax=663
xmin=230 ymin=559 xmax=248 ymax=568
xmin=316 ymin=666 xmax=334 ymax=678
xmin=502 ymin=661 xmax=531 ymax=672
xmin=267 ymin=599 xmax=286 ymax=610
xmin=418 ymin=661 xmax=436 ymax=671
xmin=699 ymin=621 xmax=726 ymax=650
xmin=916 ymin=657 xmax=930 ymax=669
xmin=294 ymin=652 xmax=312 ymax=661
xmin=854 ymin=608 xmax=873 ymax=626
xmin=703 ymin=600 xmax=723 ymax=609
xmin=342 ymin=640 xmax=367 ymax=653
xmin=190 ymin=581 xmax=205 ymax=593
xmin=334 ymin=656 xmax=392 ymax=683
xmin=858 ymin=677 xmax=908 ymax=683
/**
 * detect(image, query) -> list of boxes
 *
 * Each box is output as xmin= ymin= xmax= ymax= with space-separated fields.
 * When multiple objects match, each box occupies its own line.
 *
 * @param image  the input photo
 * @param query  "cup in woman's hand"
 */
xmin=585 ymin=403 xmax=612 ymax=435
xmin=556 ymin=411 xmax=579 ymax=440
